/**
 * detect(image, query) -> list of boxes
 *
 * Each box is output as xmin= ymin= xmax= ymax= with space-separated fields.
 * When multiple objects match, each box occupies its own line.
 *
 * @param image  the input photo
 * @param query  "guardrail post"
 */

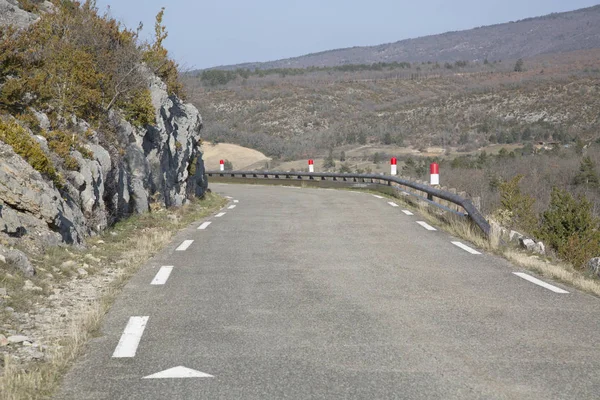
xmin=430 ymin=163 xmax=439 ymax=185
xmin=428 ymin=163 xmax=440 ymax=201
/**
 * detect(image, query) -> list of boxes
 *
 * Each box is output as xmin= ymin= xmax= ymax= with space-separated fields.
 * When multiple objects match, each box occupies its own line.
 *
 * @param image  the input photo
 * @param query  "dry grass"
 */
xmin=401 ymin=192 xmax=600 ymax=297
xmin=202 ymin=142 xmax=271 ymax=170
xmin=0 ymin=193 xmax=227 ymax=400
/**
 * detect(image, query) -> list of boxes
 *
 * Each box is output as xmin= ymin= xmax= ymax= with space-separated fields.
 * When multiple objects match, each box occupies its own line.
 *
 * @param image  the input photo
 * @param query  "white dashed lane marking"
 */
xmin=112 ymin=316 xmax=149 ymax=358
xmin=416 ymin=221 xmax=437 ymax=231
xmin=451 ymin=241 xmax=481 ymax=255
xmin=228 ymin=205 xmax=237 ymax=210
xmin=402 ymin=210 xmax=414 ymax=216
xmin=233 ymin=200 xmax=239 ymax=203
xmin=388 ymin=202 xmax=399 ymax=207
xmin=198 ymin=222 xmax=212 ymax=230
xmin=373 ymin=195 xmax=384 ymax=199
xmin=215 ymin=212 xmax=226 ymax=218
xmin=151 ymin=266 xmax=174 ymax=285
xmin=176 ymin=240 xmax=194 ymax=251
xmin=513 ymin=273 xmax=569 ymax=294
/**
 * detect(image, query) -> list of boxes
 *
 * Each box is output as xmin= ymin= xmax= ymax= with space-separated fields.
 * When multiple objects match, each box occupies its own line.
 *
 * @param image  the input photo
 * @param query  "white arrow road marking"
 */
xmin=402 ymin=210 xmax=414 ymax=216
xmin=176 ymin=240 xmax=194 ymax=251
xmin=373 ymin=195 xmax=384 ymax=199
xmin=198 ymin=221 xmax=212 ymax=230
xmin=233 ymin=200 xmax=239 ymax=203
xmin=416 ymin=221 xmax=437 ymax=231
xmin=215 ymin=212 xmax=226 ymax=218
xmin=151 ymin=266 xmax=174 ymax=285
xmin=228 ymin=205 xmax=237 ymax=210
xmin=451 ymin=241 xmax=481 ymax=255
xmin=388 ymin=202 xmax=399 ymax=207
xmin=112 ymin=316 xmax=149 ymax=358
xmin=143 ymin=366 xmax=214 ymax=379
xmin=513 ymin=273 xmax=569 ymax=294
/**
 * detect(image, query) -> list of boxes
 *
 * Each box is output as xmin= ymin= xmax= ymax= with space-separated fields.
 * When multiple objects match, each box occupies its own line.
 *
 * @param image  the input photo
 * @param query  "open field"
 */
xmin=202 ymin=142 xmax=271 ymax=170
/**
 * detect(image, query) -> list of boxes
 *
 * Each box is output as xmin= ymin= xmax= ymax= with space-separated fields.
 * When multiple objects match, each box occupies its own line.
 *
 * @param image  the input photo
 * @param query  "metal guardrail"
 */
xmin=207 ymin=170 xmax=491 ymax=237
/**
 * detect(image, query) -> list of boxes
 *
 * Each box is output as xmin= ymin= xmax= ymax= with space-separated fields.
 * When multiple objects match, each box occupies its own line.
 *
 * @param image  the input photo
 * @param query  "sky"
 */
xmin=94 ymin=0 xmax=600 ymax=70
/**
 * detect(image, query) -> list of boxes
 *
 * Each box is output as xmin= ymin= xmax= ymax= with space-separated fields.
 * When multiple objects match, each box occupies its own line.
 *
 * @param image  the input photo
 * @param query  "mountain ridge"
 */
xmin=206 ymin=4 xmax=600 ymax=71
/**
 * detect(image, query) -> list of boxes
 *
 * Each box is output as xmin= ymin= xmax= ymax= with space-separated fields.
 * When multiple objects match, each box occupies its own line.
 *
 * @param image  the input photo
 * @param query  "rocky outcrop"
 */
xmin=0 ymin=4 xmax=208 ymax=273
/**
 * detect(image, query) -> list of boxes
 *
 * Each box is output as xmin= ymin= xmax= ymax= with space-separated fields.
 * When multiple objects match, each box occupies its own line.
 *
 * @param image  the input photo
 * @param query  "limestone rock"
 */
xmin=0 ymin=0 xmax=39 ymax=29
xmin=588 ymin=258 xmax=600 ymax=278
xmin=23 ymin=280 xmax=42 ymax=291
xmin=519 ymin=237 xmax=545 ymax=255
xmin=7 ymin=335 xmax=31 ymax=344
xmin=0 ymin=246 xmax=35 ymax=276
xmin=509 ymin=230 xmax=524 ymax=243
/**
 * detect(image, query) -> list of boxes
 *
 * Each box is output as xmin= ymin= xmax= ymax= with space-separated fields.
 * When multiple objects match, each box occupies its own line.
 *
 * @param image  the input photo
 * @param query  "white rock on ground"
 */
xmin=588 ymin=258 xmax=600 ymax=278
xmin=7 ymin=335 xmax=31 ymax=344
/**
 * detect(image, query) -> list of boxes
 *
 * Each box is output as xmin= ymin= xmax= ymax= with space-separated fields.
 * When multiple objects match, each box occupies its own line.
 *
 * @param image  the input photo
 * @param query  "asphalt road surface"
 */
xmin=57 ymin=183 xmax=600 ymax=399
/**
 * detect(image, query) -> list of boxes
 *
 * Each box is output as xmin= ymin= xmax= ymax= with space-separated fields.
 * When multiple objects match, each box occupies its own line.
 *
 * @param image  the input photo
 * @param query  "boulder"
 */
xmin=587 ymin=258 xmax=600 ymax=278
xmin=509 ymin=230 xmax=524 ymax=243
xmin=0 ymin=0 xmax=38 ymax=29
xmin=0 ymin=246 xmax=35 ymax=276
xmin=519 ymin=237 xmax=545 ymax=255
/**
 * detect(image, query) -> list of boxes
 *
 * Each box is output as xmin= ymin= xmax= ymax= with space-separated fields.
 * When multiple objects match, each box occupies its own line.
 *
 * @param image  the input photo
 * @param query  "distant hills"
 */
xmin=210 ymin=5 xmax=600 ymax=71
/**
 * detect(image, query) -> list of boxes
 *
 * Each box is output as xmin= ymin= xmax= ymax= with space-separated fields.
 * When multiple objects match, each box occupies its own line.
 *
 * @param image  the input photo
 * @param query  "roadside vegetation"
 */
xmin=0 ymin=0 xmax=184 ymax=160
xmin=0 ymin=193 xmax=227 ymax=400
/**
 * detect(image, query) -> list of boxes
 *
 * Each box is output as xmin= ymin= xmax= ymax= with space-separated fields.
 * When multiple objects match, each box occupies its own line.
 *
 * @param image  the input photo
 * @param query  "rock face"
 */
xmin=0 ymin=83 xmax=206 ymax=252
xmin=0 ymin=4 xmax=207 ymax=271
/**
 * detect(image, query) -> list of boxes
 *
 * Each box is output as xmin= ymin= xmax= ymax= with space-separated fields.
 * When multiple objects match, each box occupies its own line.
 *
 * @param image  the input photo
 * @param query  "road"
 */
xmin=57 ymin=183 xmax=600 ymax=399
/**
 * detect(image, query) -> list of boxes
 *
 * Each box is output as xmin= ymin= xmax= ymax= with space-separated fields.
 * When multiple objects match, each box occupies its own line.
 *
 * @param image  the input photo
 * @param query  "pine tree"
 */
xmin=514 ymin=58 xmax=524 ymax=72
xmin=574 ymin=156 xmax=599 ymax=189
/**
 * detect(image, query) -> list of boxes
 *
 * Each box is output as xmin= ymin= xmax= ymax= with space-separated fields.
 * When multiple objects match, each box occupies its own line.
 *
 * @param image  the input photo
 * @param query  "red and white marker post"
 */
xmin=219 ymin=159 xmax=225 ymax=172
xmin=308 ymin=159 xmax=314 ymax=173
xmin=390 ymin=157 xmax=398 ymax=176
xmin=430 ymin=163 xmax=440 ymax=185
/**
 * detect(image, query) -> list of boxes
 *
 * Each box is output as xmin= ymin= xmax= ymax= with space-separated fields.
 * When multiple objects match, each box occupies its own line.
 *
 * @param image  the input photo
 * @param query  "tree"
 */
xmin=340 ymin=151 xmax=346 ymax=162
xmin=383 ymin=132 xmax=392 ymax=145
xmin=338 ymin=163 xmax=352 ymax=173
xmin=143 ymin=8 xmax=185 ymax=98
xmin=323 ymin=148 xmax=335 ymax=169
xmin=514 ymin=58 xmax=524 ymax=72
xmin=573 ymin=156 xmax=599 ymax=189
xmin=496 ymin=175 xmax=538 ymax=233
xmin=537 ymin=188 xmax=600 ymax=268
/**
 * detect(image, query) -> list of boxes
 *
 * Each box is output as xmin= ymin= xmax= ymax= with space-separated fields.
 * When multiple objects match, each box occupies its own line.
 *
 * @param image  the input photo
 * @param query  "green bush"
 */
xmin=118 ymin=89 xmax=155 ymax=128
xmin=495 ymin=175 xmax=538 ymax=233
xmin=0 ymin=119 xmax=63 ymax=187
xmin=537 ymin=187 xmax=600 ymax=269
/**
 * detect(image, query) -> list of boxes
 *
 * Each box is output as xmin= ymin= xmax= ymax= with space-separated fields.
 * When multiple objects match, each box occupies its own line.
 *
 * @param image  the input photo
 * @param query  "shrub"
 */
xmin=537 ymin=187 xmax=600 ymax=269
xmin=495 ymin=175 xmax=538 ymax=233
xmin=0 ymin=118 xmax=63 ymax=187
xmin=223 ymin=160 xmax=233 ymax=171
xmin=142 ymin=8 xmax=185 ymax=98
xmin=338 ymin=163 xmax=352 ymax=173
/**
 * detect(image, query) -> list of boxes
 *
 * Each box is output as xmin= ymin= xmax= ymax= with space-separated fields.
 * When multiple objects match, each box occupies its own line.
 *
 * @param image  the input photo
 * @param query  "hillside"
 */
xmin=207 ymin=5 xmax=600 ymax=71
xmin=186 ymin=50 xmax=600 ymax=160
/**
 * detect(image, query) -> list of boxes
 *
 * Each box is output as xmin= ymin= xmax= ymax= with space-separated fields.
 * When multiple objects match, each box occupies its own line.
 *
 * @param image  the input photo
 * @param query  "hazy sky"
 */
xmin=95 ymin=0 xmax=599 ymax=69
